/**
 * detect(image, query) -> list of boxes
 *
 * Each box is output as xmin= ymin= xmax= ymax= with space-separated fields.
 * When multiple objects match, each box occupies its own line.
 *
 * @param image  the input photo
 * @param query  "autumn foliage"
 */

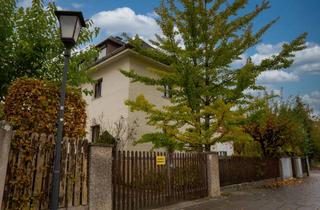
xmin=4 ymin=78 xmax=86 ymax=138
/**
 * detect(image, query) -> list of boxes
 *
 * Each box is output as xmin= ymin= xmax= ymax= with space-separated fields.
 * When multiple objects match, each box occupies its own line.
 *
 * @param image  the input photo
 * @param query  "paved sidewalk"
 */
xmin=158 ymin=170 xmax=320 ymax=210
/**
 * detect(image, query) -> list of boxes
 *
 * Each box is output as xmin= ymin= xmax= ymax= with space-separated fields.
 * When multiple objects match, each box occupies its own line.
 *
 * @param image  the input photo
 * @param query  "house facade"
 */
xmin=82 ymin=36 xmax=234 ymax=155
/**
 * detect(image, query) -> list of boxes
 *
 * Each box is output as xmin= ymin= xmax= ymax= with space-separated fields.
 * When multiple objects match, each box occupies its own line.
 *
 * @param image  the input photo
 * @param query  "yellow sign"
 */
xmin=156 ymin=156 xmax=166 ymax=166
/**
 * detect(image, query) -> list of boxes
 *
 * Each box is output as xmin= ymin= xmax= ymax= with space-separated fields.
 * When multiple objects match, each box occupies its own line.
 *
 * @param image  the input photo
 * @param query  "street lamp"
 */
xmin=50 ymin=11 xmax=86 ymax=210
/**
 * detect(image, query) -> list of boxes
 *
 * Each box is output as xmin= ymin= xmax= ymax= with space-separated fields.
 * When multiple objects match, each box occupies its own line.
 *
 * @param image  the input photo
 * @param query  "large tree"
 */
xmin=0 ymin=0 xmax=99 ymax=100
xmin=121 ymin=0 xmax=307 ymax=152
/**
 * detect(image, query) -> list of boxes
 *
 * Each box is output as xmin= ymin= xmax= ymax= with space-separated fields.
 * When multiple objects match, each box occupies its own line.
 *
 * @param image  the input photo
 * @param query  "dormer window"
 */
xmin=98 ymin=47 xmax=106 ymax=60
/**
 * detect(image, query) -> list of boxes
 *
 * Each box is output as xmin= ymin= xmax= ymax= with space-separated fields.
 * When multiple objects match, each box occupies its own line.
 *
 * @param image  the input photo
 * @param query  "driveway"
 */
xmin=159 ymin=170 xmax=320 ymax=210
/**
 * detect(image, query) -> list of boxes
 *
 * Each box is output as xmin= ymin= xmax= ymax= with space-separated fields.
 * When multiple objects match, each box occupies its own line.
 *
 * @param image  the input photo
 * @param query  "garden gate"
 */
xmin=112 ymin=151 xmax=208 ymax=210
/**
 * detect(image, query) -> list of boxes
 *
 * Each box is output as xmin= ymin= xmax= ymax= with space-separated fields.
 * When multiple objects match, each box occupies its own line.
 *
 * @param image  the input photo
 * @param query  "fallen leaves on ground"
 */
xmin=261 ymin=178 xmax=303 ymax=189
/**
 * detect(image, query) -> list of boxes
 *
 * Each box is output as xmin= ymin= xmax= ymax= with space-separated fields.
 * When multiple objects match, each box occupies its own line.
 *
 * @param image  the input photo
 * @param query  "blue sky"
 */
xmin=19 ymin=0 xmax=320 ymax=115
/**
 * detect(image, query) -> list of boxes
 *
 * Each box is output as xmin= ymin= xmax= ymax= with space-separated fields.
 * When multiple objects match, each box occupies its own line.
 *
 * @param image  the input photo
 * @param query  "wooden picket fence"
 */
xmin=112 ymin=151 xmax=208 ymax=210
xmin=1 ymin=132 xmax=89 ymax=210
xmin=219 ymin=156 xmax=280 ymax=186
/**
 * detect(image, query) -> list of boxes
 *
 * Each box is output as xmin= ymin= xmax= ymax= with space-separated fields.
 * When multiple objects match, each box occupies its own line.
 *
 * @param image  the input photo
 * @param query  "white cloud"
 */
xmin=256 ymin=43 xmax=283 ymax=55
xmin=231 ymin=54 xmax=247 ymax=68
xmin=302 ymin=90 xmax=320 ymax=115
xmin=291 ymin=42 xmax=320 ymax=75
xmin=17 ymin=0 xmax=32 ymax=8
xmin=257 ymin=70 xmax=299 ymax=83
xmin=91 ymin=7 xmax=161 ymax=41
xmin=247 ymin=41 xmax=320 ymax=84
xmin=251 ymin=42 xmax=284 ymax=65
xmin=71 ymin=3 xmax=82 ymax=9
xmin=251 ymin=42 xmax=320 ymax=75
xmin=56 ymin=5 xmax=65 ymax=10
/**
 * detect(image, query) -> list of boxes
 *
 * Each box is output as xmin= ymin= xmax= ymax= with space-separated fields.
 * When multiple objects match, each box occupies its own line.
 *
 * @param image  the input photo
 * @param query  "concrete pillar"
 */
xmin=293 ymin=157 xmax=303 ymax=178
xmin=89 ymin=145 xmax=113 ymax=210
xmin=207 ymin=152 xmax=220 ymax=197
xmin=279 ymin=157 xmax=293 ymax=179
xmin=0 ymin=128 xmax=13 ymax=208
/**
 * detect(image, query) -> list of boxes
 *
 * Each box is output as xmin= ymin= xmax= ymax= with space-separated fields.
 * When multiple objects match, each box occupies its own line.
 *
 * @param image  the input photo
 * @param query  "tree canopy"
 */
xmin=121 ymin=0 xmax=307 ymax=152
xmin=0 ymin=0 xmax=99 ymax=100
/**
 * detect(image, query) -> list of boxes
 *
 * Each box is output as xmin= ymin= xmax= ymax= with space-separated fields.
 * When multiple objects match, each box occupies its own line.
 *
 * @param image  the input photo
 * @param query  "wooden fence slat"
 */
xmin=146 ymin=152 xmax=150 ymax=208
xmin=74 ymin=139 xmax=82 ymax=206
xmin=11 ymin=137 xmax=25 ymax=210
xmin=67 ymin=138 xmax=76 ymax=207
xmin=116 ymin=150 xmax=120 ymax=210
xmin=126 ymin=151 xmax=130 ymax=210
xmin=42 ymin=134 xmax=55 ymax=210
xmin=25 ymin=133 xmax=40 ymax=207
xmin=31 ymin=134 xmax=46 ymax=209
xmin=81 ymin=140 xmax=88 ymax=205
xmin=59 ymin=138 xmax=68 ymax=208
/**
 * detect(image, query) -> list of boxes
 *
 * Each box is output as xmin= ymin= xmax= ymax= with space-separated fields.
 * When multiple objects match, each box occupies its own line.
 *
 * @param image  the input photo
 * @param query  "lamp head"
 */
xmin=55 ymin=10 xmax=86 ymax=48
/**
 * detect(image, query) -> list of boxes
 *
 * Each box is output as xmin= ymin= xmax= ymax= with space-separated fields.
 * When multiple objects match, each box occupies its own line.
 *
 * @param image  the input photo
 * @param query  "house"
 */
xmin=82 ymin=36 xmax=234 ymax=155
xmin=81 ymin=36 xmax=171 ymax=151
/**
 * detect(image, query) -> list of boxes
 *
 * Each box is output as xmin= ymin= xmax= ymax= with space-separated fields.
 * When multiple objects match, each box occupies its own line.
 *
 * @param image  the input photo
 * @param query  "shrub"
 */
xmin=96 ymin=130 xmax=116 ymax=145
xmin=4 ymin=77 xmax=86 ymax=138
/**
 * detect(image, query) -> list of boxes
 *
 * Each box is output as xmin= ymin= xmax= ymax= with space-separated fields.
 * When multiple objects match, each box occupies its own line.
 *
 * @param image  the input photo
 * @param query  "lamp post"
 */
xmin=51 ymin=11 xmax=86 ymax=210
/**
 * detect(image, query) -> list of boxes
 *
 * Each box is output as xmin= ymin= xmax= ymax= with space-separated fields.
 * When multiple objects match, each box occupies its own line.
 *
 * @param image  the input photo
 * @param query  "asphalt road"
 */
xmin=184 ymin=170 xmax=320 ymax=210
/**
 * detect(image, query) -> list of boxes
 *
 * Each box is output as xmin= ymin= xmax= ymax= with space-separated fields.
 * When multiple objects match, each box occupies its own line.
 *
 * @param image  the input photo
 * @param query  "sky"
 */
xmin=18 ymin=0 xmax=320 ymax=115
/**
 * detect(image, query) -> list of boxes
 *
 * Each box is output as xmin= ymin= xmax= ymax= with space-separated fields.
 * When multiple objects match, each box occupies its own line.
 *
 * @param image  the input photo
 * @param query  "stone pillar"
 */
xmin=279 ymin=157 xmax=293 ymax=179
xmin=207 ymin=152 xmax=220 ymax=197
xmin=0 ymin=128 xmax=13 ymax=208
xmin=293 ymin=157 xmax=303 ymax=178
xmin=89 ymin=145 xmax=113 ymax=210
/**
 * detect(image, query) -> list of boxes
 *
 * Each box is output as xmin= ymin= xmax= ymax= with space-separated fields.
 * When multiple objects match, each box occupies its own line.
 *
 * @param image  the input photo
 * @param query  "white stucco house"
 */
xmin=82 ymin=36 xmax=234 ymax=155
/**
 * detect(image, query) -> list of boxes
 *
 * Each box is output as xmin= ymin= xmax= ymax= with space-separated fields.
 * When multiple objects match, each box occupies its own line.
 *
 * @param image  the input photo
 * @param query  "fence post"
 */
xmin=279 ymin=157 xmax=293 ymax=180
xmin=89 ymin=144 xmax=113 ymax=210
xmin=0 ymin=127 xmax=13 ymax=208
xmin=207 ymin=152 xmax=220 ymax=197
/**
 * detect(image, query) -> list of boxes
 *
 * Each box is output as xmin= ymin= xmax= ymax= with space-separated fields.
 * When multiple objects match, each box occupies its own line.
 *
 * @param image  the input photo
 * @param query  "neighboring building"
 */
xmin=211 ymin=142 xmax=234 ymax=156
xmin=82 ymin=36 xmax=234 ymax=155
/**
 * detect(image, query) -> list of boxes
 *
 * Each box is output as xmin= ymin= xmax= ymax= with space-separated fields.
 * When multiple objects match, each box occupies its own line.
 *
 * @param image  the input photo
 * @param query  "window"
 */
xmin=163 ymin=85 xmax=172 ymax=98
xmin=97 ymin=47 xmax=106 ymax=60
xmin=91 ymin=125 xmax=100 ymax=142
xmin=94 ymin=78 xmax=102 ymax=98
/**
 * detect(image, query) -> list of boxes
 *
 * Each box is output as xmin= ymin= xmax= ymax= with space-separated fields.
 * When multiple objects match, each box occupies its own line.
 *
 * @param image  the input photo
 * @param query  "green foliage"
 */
xmin=0 ymin=0 xmax=100 ymax=100
xmin=233 ymin=137 xmax=263 ymax=157
xmin=96 ymin=130 xmax=116 ymax=145
xmin=0 ymin=102 xmax=4 ymax=120
xmin=291 ymin=96 xmax=314 ymax=156
xmin=4 ymin=77 xmax=86 ymax=138
xmin=243 ymin=96 xmax=313 ymax=157
xmin=135 ymin=132 xmax=185 ymax=153
xmin=311 ymin=119 xmax=320 ymax=159
xmin=121 ymin=0 xmax=306 ymax=152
